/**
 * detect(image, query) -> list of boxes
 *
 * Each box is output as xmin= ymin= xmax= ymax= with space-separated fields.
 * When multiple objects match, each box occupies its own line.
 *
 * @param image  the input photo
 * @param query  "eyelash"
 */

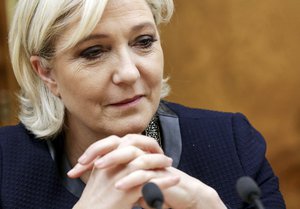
xmin=134 ymin=35 xmax=157 ymax=49
xmin=79 ymin=35 xmax=157 ymax=61
xmin=79 ymin=46 xmax=107 ymax=60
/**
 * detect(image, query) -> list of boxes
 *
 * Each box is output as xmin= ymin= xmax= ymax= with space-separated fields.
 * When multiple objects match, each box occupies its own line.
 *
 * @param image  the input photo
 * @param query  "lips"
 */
xmin=109 ymin=95 xmax=143 ymax=106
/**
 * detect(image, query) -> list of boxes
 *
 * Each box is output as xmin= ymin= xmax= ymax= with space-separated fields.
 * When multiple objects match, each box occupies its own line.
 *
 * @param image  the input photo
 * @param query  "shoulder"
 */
xmin=165 ymin=100 xmax=267 ymax=173
xmin=163 ymin=101 xmax=263 ymax=142
xmin=0 ymin=123 xmax=27 ymax=135
xmin=0 ymin=123 xmax=42 ymax=154
xmin=162 ymin=100 xmax=232 ymax=117
xmin=162 ymin=100 xmax=266 ymax=165
xmin=0 ymin=123 xmax=33 ymax=143
xmin=162 ymin=100 xmax=248 ymax=122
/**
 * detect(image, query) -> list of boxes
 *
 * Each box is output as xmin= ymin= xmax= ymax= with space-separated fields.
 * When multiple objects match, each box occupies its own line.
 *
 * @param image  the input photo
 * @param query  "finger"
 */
xmin=94 ymin=145 xmax=145 ymax=168
xmin=115 ymin=169 xmax=180 ymax=190
xmin=78 ymin=134 xmax=162 ymax=165
xmin=148 ymin=176 xmax=181 ymax=190
xmin=78 ymin=135 xmax=121 ymax=164
xmin=67 ymin=162 xmax=94 ymax=178
xmin=120 ymin=134 xmax=163 ymax=154
xmin=127 ymin=154 xmax=173 ymax=172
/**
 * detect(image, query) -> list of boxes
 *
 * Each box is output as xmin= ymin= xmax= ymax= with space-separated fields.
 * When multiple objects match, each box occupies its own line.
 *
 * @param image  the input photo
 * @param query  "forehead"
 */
xmin=55 ymin=0 xmax=155 ymax=52
xmin=100 ymin=0 xmax=154 ymax=27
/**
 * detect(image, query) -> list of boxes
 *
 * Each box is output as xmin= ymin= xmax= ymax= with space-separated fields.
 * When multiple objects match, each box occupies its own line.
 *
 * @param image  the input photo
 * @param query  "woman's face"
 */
xmin=49 ymin=0 xmax=164 ymax=139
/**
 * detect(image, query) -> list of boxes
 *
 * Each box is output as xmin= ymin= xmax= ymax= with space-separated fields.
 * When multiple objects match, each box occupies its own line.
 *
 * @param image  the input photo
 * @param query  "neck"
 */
xmin=63 ymin=123 xmax=107 ymax=183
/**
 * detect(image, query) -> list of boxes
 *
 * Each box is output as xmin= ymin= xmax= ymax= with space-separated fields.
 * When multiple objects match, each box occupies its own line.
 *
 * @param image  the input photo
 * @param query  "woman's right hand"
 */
xmin=69 ymin=134 xmax=180 ymax=209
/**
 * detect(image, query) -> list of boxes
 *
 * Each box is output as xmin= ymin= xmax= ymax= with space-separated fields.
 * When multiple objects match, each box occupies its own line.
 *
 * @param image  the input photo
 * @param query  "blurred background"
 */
xmin=1 ymin=0 xmax=299 ymax=208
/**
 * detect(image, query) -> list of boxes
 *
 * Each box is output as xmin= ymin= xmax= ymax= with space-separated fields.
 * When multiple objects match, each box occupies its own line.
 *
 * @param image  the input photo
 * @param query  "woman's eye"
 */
xmin=134 ymin=35 xmax=157 ymax=49
xmin=79 ymin=46 xmax=105 ymax=60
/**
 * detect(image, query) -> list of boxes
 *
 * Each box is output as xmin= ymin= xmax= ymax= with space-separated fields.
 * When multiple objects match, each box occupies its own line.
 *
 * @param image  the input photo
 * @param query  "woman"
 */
xmin=0 ymin=0 xmax=285 ymax=208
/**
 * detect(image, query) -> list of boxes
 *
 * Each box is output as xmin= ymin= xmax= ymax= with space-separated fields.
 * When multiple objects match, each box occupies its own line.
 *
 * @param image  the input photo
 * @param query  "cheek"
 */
xmin=141 ymin=49 xmax=164 ymax=85
xmin=54 ymin=66 xmax=111 ymax=108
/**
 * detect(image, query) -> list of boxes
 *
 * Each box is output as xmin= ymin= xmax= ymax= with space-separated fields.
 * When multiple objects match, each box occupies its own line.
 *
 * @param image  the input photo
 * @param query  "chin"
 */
xmin=114 ymin=114 xmax=153 ymax=137
xmin=122 ymin=121 xmax=149 ymax=136
xmin=98 ymin=100 xmax=158 ymax=137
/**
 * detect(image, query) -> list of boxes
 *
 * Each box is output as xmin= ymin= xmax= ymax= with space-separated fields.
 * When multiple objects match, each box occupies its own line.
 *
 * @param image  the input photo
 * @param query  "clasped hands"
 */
xmin=68 ymin=134 xmax=226 ymax=209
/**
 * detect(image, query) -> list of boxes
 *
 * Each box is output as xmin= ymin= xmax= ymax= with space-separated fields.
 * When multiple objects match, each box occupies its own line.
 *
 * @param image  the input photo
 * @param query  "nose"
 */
xmin=112 ymin=48 xmax=140 ymax=85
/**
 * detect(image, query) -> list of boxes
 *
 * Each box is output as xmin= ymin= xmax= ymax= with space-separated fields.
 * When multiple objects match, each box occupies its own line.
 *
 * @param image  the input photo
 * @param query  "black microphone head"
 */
xmin=142 ymin=182 xmax=164 ymax=208
xmin=236 ymin=176 xmax=262 ymax=204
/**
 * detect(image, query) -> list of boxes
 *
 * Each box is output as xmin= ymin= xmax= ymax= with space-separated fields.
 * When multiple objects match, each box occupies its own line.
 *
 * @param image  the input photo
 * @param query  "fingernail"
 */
xmin=67 ymin=169 xmax=75 ymax=177
xmin=67 ymin=163 xmax=82 ymax=176
xmin=78 ymin=154 xmax=87 ymax=164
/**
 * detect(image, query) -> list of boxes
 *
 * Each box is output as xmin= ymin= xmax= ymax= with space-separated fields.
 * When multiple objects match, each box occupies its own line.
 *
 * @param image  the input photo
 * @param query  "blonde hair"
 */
xmin=9 ymin=0 xmax=174 ymax=139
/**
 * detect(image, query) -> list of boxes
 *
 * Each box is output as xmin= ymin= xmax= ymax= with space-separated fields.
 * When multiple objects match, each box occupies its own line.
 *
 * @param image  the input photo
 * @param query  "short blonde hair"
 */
xmin=9 ymin=0 xmax=174 ymax=139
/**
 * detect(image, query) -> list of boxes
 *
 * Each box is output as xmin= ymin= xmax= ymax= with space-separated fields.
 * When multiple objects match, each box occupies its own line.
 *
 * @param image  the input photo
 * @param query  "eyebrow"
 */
xmin=131 ymin=21 xmax=156 ymax=33
xmin=76 ymin=21 xmax=156 ymax=46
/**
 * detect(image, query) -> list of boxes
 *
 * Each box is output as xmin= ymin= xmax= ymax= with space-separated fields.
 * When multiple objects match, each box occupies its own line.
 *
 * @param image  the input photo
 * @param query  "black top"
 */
xmin=0 ymin=101 xmax=286 ymax=208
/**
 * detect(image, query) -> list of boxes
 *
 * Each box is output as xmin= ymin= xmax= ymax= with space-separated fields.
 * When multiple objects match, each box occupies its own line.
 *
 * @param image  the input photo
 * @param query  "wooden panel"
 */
xmin=0 ymin=0 xmax=18 ymax=126
xmin=162 ymin=0 xmax=300 ymax=208
xmin=0 ymin=0 xmax=8 ymax=89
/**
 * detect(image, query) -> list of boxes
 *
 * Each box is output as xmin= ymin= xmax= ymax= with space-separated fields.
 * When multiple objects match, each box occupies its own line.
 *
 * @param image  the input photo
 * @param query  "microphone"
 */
xmin=236 ymin=176 xmax=265 ymax=209
xmin=142 ymin=182 xmax=164 ymax=209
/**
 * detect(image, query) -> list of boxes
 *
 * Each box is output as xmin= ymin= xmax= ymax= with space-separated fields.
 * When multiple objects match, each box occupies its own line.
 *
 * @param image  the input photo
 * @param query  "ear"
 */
xmin=30 ymin=56 xmax=60 ymax=97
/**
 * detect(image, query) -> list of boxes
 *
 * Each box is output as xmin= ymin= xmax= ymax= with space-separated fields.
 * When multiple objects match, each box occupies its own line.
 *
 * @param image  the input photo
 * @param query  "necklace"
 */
xmin=144 ymin=114 xmax=162 ymax=148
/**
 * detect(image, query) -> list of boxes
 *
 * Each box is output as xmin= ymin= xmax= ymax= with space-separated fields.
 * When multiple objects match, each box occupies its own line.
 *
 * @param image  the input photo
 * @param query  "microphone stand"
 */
xmin=252 ymin=196 xmax=265 ymax=209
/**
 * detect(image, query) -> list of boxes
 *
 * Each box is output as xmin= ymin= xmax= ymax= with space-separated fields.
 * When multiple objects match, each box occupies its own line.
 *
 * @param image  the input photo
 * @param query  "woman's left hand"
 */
xmin=155 ymin=167 xmax=227 ymax=209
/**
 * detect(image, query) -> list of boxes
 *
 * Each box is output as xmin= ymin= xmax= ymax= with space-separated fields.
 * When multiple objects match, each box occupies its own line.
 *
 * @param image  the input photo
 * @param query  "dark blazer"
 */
xmin=0 ymin=101 xmax=285 ymax=208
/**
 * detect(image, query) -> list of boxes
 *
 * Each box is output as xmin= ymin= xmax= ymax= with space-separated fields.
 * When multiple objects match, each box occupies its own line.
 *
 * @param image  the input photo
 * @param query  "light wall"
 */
xmin=162 ymin=1 xmax=300 ymax=208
